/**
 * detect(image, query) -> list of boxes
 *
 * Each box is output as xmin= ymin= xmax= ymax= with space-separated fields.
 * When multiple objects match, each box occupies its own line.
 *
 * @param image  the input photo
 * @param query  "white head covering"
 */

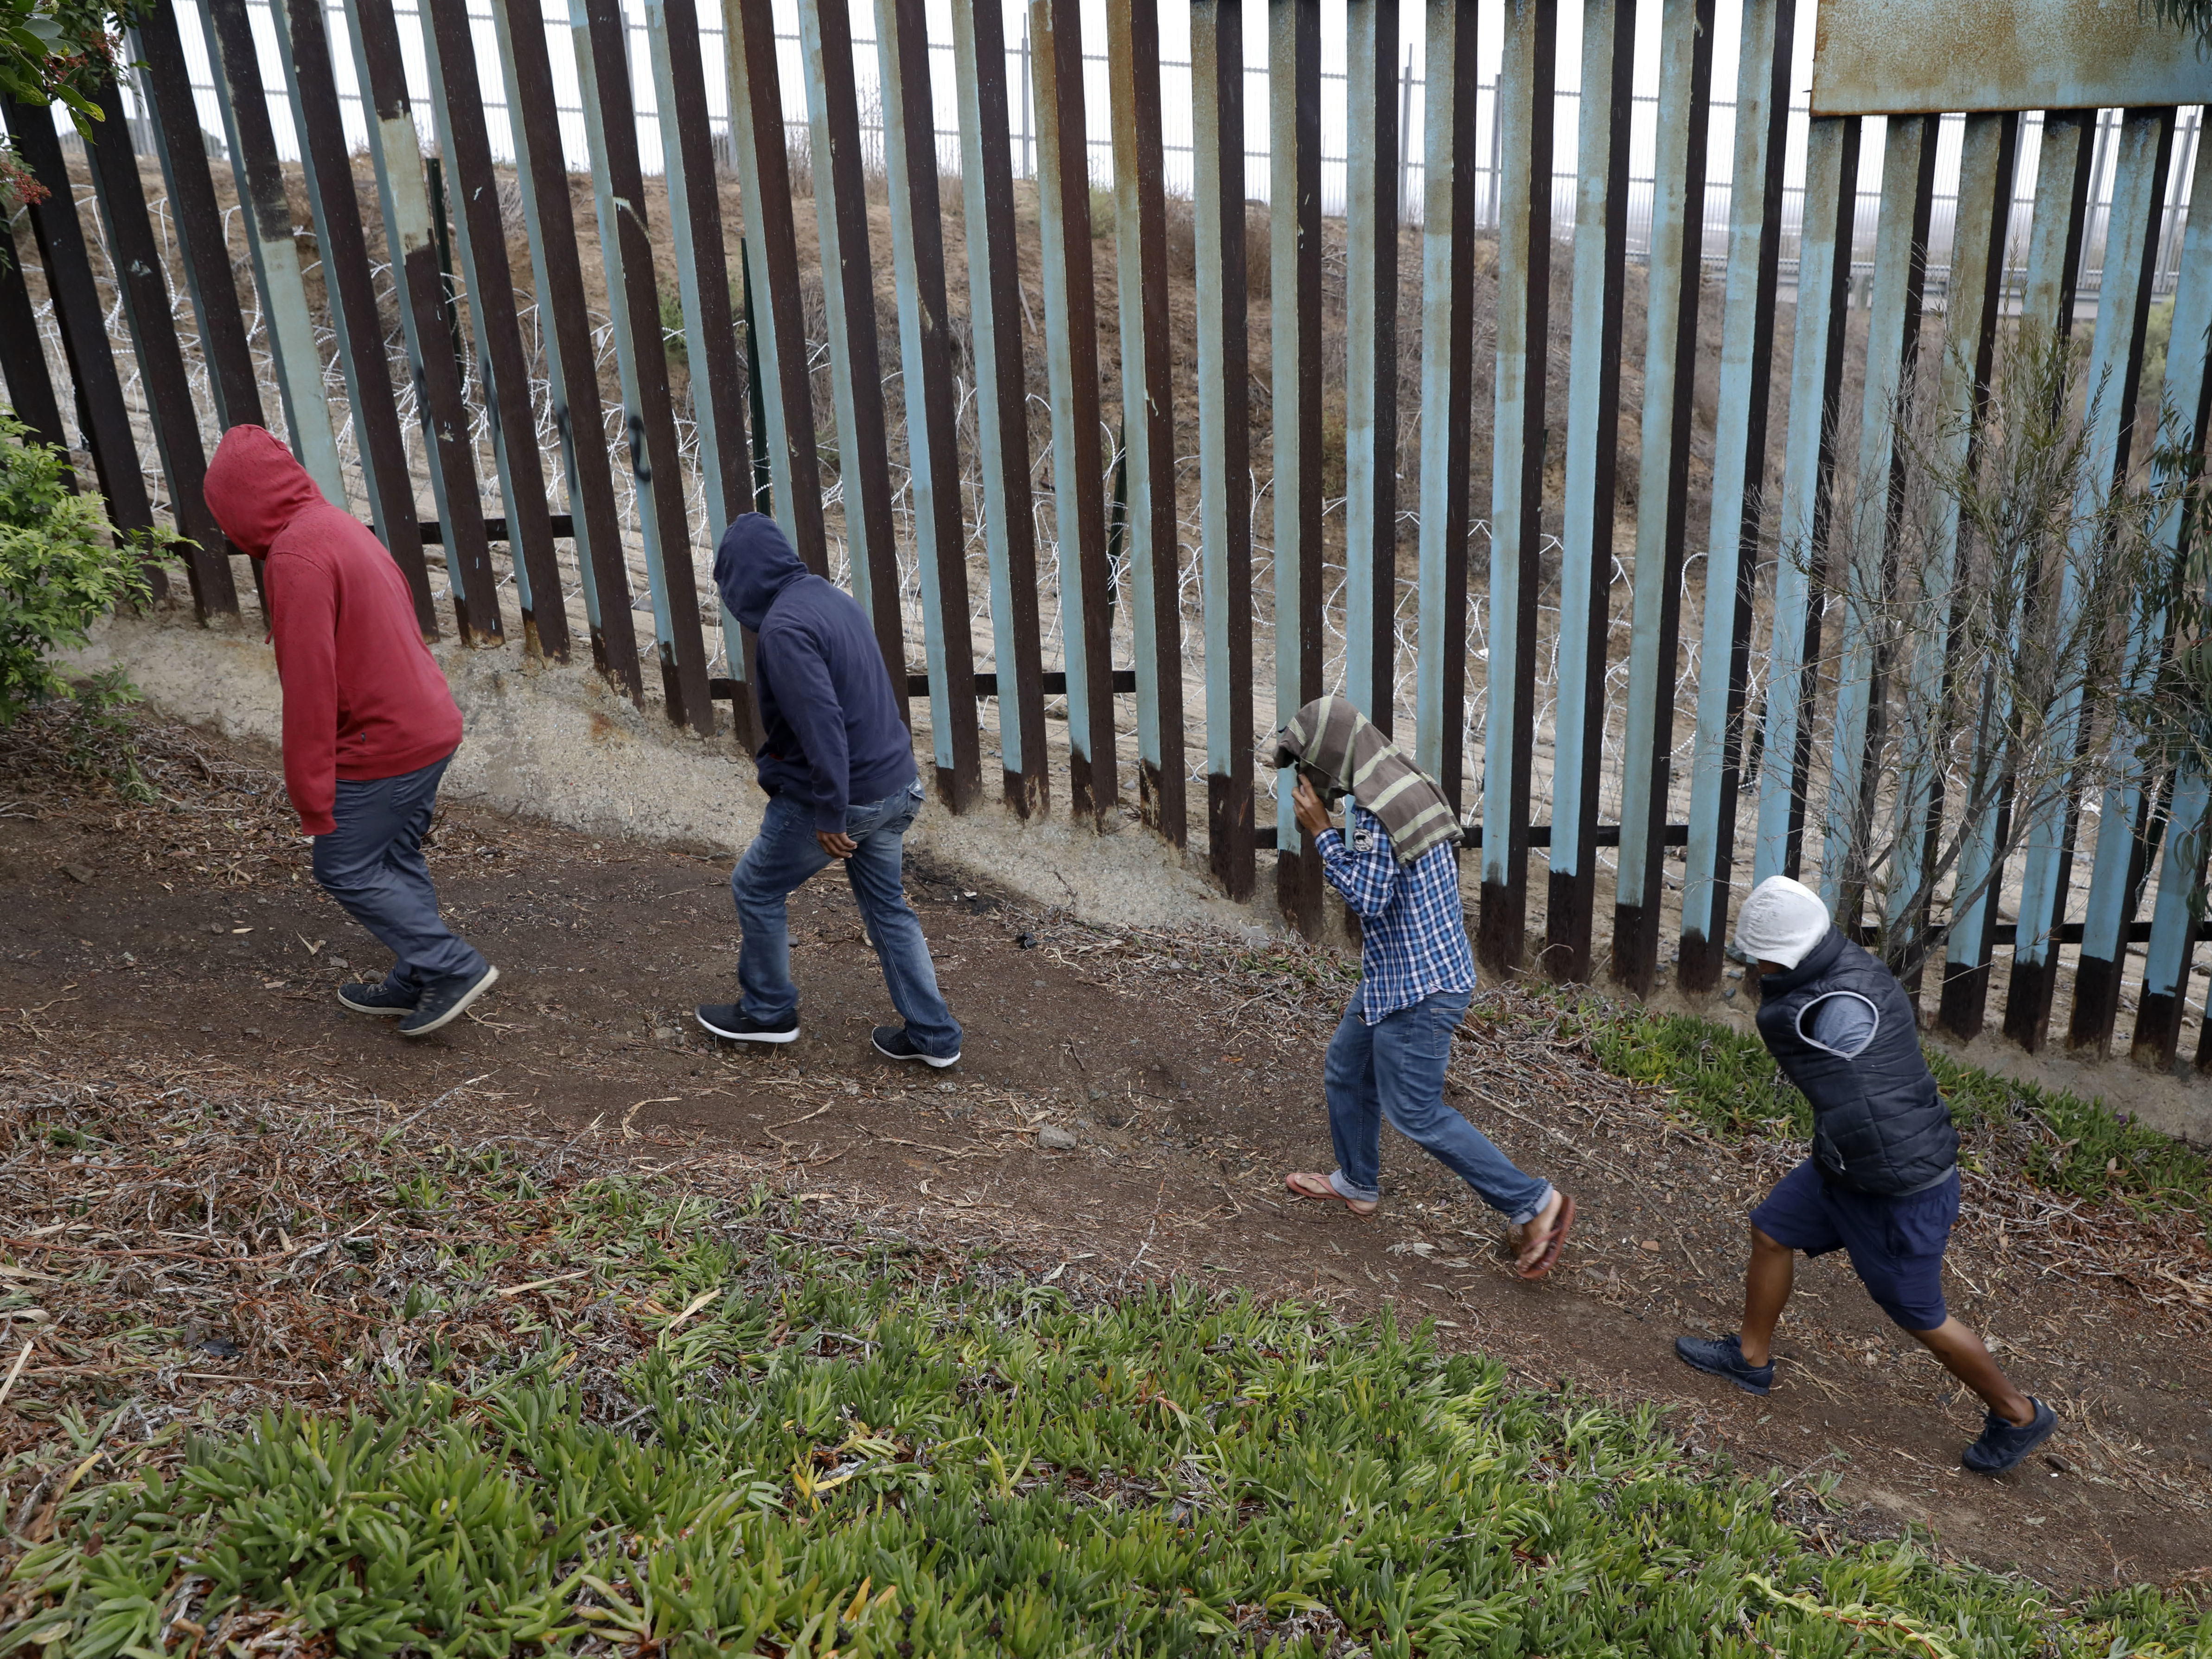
xmin=1735 ymin=875 xmax=1831 ymax=970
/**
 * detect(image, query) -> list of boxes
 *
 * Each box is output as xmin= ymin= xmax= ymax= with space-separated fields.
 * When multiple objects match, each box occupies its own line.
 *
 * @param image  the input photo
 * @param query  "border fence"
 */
xmin=2 ymin=0 xmax=2208 ymax=1072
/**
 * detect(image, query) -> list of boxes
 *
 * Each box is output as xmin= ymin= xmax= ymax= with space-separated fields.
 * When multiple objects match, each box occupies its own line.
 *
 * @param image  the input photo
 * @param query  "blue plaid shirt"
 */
xmin=1314 ymin=803 xmax=1478 ymax=1022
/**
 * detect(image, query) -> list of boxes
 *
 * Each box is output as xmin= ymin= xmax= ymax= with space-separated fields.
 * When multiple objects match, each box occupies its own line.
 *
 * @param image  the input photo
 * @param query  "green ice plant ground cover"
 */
xmin=7 ymin=1149 xmax=2210 ymax=1659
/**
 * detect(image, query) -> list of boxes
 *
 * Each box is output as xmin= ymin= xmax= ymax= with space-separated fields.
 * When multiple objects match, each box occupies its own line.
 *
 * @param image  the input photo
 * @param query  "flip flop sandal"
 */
xmin=1283 ymin=1172 xmax=1376 ymax=1215
xmin=1516 ymin=1194 xmax=1576 ymax=1281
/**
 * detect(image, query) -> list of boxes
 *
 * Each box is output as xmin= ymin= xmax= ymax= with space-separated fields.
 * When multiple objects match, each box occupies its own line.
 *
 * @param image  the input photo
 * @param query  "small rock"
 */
xmin=1036 ymin=1124 xmax=1079 ymax=1150
xmin=937 ymin=1081 xmax=958 ymax=1094
xmin=1638 ymin=1239 xmax=1661 ymax=1252
xmin=61 ymin=864 xmax=93 ymax=884
xmin=2045 ymin=1454 xmax=2072 ymax=1474
xmin=1016 ymin=932 xmax=1037 ymax=949
xmin=329 ymin=957 xmax=350 ymax=969
xmin=207 ymin=923 xmax=226 ymax=937
xmin=652 ymin=1026 xmax=680 ymax=1041
xmin=242 ymin=1027 xmax=261 ymax=1039
xmin=1723 ymin=986 xmax=1738 ymax=1000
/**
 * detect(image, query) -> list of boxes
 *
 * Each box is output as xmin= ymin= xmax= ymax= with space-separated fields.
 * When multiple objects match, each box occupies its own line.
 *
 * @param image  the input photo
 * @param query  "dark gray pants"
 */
xmin=311 ymin=753 xmax=484 ymax=990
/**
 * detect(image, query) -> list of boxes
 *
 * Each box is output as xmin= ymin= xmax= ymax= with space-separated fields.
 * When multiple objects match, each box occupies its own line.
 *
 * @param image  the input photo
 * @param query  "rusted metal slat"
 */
xmin=1269 ymin=0 xmax=1324 ymax=932
xmin=2074 ymin=115 xmax=2207 ymax=1057
xmin=0 ymin=222 xmax=70 ymax=459
xmin=490 ymin=0 xmax=642 ymax=693
xmin=2004 ymin=106 xmax=2176 ymax=1052
xmin=1676 ymin=0 xmax=1794 ymax=995
xmin=1610 ymin=0 xmax=1713 ymax=994
xmin=132 ymin=3 xmax=268 ymax=613
xmin=723 ymin=0 xmax=829 ymax=574
xmin=876 ymin=0 xmax=981 ymax=810
xmin=1411 ymin=0 xmax=1477 ymax=820
xmin=1820 ymin=112 xmax=1940 ymax=927
xmin=201 ymin=0 xmax=343 ymax=499
xmin=643 ymin=0 xmax=755 ymax=738
xmin=1749 ymin=131 xmax=1858 ymax=890
xmin=1 ymin=98 xmax=159 ymax=571
xmin=796 ymin=0 xmax=909 ymax=722
xmin=271 ymin=0 xmax=435 ymax=633
xmin=420 ymin=0 xmax=569 ymax=662
xmin=133 ymin=3 xmax=262 ymax=435
xmin=79 ymin=80 xmax=237 ymax=621
xmin=1544 ymin=0 xmax=1633 ymax=983
xmin=1935 ymin=109 xmax=2096 ymax=1040
xmin=1191 ymin=0 xmax=1252 ymax=896
xmin=951 ymin=0 xmax=1049 ymax=817
xmin=1883 ymin=112 xmax=2018 ymax=985
xmin=2127 ymin=124 xmax=2212 ymax=1072
xmin=572 ymin=0 xmax=714 ymax=733
xmin=346 ymin=0 xmax=504 ymax=646
xmin=1108 ymin=0 xmax=1187 ymax=849
xmin=1342 ymin=0 xmax=1399 ymax=736
xmin=1480 ymin=0 xmax=1555 ymax=975
xmin=1029 ymin=0 xmax=1119 ymax=829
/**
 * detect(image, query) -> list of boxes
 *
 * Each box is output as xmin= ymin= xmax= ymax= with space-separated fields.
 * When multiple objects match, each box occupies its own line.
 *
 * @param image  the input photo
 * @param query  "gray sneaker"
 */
xmin=1961 ymin=1398 xmax=2058 ymax=1474
xmin=398 ymin=963 xmax=499 ymax=1037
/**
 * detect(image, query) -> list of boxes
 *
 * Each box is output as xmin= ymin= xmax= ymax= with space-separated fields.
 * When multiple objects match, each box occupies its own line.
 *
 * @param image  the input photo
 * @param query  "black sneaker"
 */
xmin=337 ymin=979 xmax=417 ymax=1016
xmin=871 ymin=1025 xmax=959 ymax=1068
xmin=696 ymin=1004 xmax=799 ymax=1044
xmin=1673 ymin=1333 xmax=1774 ymax=1396
xmin=1962 ymin=1398 xmax=2058 ymax=1474
xmin=398 ymin=963 xmax=499 ymax=1037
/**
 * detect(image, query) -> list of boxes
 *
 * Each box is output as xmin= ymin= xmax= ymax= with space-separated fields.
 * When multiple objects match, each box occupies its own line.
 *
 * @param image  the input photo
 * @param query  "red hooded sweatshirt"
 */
xmin=203 ymin=426 xmax=462 ymax=836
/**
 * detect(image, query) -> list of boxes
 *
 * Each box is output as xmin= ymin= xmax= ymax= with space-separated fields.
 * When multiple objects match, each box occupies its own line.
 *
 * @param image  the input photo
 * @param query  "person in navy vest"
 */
xmin=1675 ymin=875 xmax=2058 ymax=1475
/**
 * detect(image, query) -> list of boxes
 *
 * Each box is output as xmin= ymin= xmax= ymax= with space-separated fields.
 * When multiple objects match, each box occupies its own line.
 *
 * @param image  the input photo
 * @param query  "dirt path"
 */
xmin=4 ymin=711 xmax=2209 ymax=1594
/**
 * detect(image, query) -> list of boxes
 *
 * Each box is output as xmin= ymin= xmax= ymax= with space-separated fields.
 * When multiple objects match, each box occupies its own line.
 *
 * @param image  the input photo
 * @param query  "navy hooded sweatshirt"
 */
xmin=714 ymin=513 xmax=915 ymax=830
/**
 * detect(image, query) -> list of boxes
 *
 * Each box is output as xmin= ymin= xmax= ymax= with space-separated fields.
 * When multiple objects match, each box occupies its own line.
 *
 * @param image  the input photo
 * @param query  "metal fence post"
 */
xmin=952 ymin=0 xmax=1050 ymax=817
xmin=491 ymin=0 xmax=644 ymax=695
xmin=1270 ymin=0 xmax=1324 ymax=933
xmin=1343 ymin=0 xmax=1399 ymax=737
xmin=1611 ymin=0 xmax=1714 ymax=994
xmin=201 ymin=0 xmax=344 ymax=503
xmin=1412 ymin=0 xmax=1477 ymax=820
xmin=1107 ymin=0 xmax=1187 ymax=849
xmin=1677 ymin=0 xmax=1795 ymax=995
xmin=797 ymin=0 xmax=910 ymax=723
xmin=2005 ymin=107 xmax=2176 ymax=1051
xmin=1545 ymin=0 xmax=1633 ymax=983
xmin=2126 ymin=128 xmax=2212 ymax=1071
xmin=346 ymin=0 xmax=505 ymax=646
xmin=1480 ymin=0 xmax=1555 ymax=975
xmin=79 ymin=79 xmax=238 ymax=621
xmin=270 ymin=0 xmax=437 ymax=633
xmin=1935 ymin=109 xmax=2096 ymax=1040
xmin=877 ymin=0 xmax=983 ymax=810
xmin=420 ymin=0 xmax=570 ymax=663
xmin=1029 ymin=0 xmax=1119 ymax=829
xmin=1192 ymin=0 xmax=1253 ymax=897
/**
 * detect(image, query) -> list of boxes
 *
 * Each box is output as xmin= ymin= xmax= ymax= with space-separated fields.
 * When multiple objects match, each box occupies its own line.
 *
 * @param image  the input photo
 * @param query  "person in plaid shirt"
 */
xmin=1280 ymin=774 xmax=1575 ymax=1279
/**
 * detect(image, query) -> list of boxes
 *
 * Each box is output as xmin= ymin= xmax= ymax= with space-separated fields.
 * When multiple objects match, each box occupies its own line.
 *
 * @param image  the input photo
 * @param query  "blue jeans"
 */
xmin=1325 ymin=985 xmax=1551 ymax=1224
xmin=311 ymin=753 xmax=486 ymax=990
xmin=732 ymin=780 xmax=961 ymax=1057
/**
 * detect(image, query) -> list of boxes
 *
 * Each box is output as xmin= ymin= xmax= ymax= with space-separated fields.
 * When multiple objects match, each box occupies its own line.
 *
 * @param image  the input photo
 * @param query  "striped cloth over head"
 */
xmin=1261 ymin=694 xmax=1463 ymax=868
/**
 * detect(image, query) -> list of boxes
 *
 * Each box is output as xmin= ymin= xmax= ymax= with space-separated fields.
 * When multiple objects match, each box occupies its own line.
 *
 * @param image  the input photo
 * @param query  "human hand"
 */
xmin=1291 ymin=777 xmax=1333 ymax=840
xmin=816 ymin=829 xmax=858 ymax=859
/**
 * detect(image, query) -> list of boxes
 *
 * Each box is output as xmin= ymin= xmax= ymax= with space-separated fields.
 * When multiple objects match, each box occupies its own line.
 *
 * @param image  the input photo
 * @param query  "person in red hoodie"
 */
xmin=202 ymin=426 xmax=498 ymax=1036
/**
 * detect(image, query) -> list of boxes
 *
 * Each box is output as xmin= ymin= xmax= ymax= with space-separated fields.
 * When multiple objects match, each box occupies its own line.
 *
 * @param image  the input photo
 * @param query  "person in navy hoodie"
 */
xmin=1675 ymin=875 xmax=2057 ymax=1475
xmin=695 ymin=514 xmax=962 ymax=1067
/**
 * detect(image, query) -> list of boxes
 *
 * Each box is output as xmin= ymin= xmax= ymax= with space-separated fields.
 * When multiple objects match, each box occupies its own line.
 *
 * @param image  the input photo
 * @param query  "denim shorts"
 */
xmin=1751 ymin=1157 xmax=1959 ymax=1332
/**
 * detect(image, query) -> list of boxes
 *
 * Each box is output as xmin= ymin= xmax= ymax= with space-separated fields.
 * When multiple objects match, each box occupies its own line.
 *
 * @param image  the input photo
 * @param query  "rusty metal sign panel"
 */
xmin=1811 ymin=0 xmax=2208 ymax=115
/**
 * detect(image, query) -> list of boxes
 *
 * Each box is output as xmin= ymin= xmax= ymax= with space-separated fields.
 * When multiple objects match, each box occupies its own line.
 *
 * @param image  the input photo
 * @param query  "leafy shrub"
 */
xmin=0 ymin=410 xmax=155 ymax=725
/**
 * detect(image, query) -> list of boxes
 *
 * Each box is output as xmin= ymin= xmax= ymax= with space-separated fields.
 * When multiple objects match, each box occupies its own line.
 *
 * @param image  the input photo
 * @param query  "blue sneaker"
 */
xmin=1674 ymin=1332 xmax=1774 ymax=1396
xmin=1961 ymin=1398 xmax=2058 ymax=1474
xmin=337 ymin=978 xmax=416 ymax=1016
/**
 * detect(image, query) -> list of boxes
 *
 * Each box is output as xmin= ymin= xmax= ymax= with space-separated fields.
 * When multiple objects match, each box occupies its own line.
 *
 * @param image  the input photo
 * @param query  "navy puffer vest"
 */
xmin=1755 ymin=928 xmax=1957 ymax=1196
